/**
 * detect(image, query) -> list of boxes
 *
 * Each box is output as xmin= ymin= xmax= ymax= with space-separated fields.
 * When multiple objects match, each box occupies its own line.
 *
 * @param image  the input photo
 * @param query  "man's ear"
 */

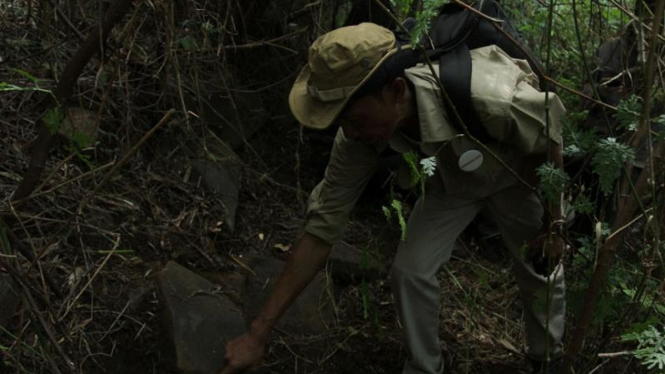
xmin=389 ymin=77 xmax=408 ymax=103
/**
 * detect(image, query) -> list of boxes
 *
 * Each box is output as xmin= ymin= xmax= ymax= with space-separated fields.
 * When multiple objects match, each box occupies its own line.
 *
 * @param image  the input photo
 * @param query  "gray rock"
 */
xmin=242 ymin=255 xmax=335 ymax=335
xmin=156 ymin=261 xmax=245 ymax=374
xmin=328 ymin=242 xmax=386 ymax=284
xmin=190 ymin=159 xmax=240 ymax=232
xmin=0 ymin=274 xmax=19 ymax=325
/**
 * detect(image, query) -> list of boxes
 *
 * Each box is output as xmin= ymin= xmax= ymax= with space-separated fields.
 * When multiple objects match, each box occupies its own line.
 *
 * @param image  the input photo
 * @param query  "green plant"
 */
xmin=622 ymin=325 xmax=665 ymax=373
xmin=561 ymin=113 xmax=596 ymax=157
xmin=382 ymin=152 xmax=437 ymax=241
xmin=536 ymin=161 xmax=570 ymax=202
xmin=43 ymin=107 xmax=65 ymax=134
xmin=1 ymin=68 xmax=53 ymax=96
xmin=615 ymin=95 xmax=642 ymax=132
xmin=591 ymin=137 xmax=635 ymax=196
xmin=383 ymin=199 xmax=408 ymax=241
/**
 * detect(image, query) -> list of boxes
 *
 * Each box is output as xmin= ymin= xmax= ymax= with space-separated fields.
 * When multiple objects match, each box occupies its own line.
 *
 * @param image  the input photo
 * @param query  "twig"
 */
xmin=572 ymin=0 xmax=615 ymax=137
xmin=47 ymin=0 xmax=85 ymax=40
xmin=607 ymin=0 xmax=665 ymax=43
xmin=19 ymin=109 xmax=173 ymax=290
xmin=58 ymin=236 xmax=120 ymax=321
xmin=10 ymin=161 xmax=115 ymax=207
xmin=99 ymin=300 xmax=131 ymax=341
xmin=0 ymin=258 xmax=75 ymax=373
xmin=228 ymin=254 xmax=256 ymax=276
xmin=76 ymin=109 xmax=175 ymax=215
xmin=0 ymin=215 xmax=64 ymax=298
xmin=597 ymin=351 xmax=633 ymax=358
xmin=11 ymin=0 xmax=136 ymax=202
xmin=605 ymin=209 xmax=650 ymax=242
xmin=216 ymin=29 xmax=307 ymax=52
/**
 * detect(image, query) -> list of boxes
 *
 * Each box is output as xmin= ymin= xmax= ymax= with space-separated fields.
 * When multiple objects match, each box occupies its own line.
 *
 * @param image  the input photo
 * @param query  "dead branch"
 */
xmin=11 ymin=0 xmax=136 ymax=203
xmin=0 ymin=258 xmax=75 ymax=373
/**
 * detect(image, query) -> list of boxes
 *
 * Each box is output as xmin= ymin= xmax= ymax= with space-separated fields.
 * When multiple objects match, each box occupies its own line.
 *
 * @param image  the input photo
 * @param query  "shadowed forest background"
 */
xmin=1 ymin=0 xmax=664 ymax=373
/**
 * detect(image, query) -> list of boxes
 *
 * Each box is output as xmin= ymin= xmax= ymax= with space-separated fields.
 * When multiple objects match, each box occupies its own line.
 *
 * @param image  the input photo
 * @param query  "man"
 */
xmin=222 ymin=23 xmax=566 ymax=374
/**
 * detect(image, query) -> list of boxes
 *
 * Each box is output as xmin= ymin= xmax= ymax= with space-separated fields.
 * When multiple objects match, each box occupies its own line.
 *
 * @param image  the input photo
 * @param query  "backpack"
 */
xmin=393 ymin=0 xmax=546 ymax=143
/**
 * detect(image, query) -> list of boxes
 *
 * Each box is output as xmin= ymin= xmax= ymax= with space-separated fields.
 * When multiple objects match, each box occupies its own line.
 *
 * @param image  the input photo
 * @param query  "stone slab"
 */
xmin=242 ymin=255 xmax=335 ymax=336
xmin=328 ymin=242 xmax=386 ymax=284
xmin=156 ymin=261 xmax=246 ymax=374
xmin=190 ymin=160 xmax=240 ymax=233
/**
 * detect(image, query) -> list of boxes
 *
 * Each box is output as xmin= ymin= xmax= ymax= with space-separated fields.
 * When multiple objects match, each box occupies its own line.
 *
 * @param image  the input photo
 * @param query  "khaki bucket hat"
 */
xmin=289 ymin=23 xmax=404 ymax=130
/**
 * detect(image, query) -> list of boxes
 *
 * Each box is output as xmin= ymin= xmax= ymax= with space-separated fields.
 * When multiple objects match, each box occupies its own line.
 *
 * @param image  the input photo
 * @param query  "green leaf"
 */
xmin=622 ymin=325 xmax=665 ymax=371
xmin=614 ymin=95 xmax=641 ymax=132
xmin=572 ymin=192 xmax=595 ymax=215
xmin=178 ymin=36 xmax=197 ymax=51
xmin=591 ymin=137 xmax=635 ymax=196
xmin=562 ymin=115 xmax=596 ymax=156
xmin=382 ymin=206 xmax=392 ymax=220
xmin=654 ymin=114 xmax=665 ymax=142
xmin=71 ymin=131 xmax=94 ymax=148
xmin=391 ymin=199 xmax=408 ymax=241
xmin=402 ymin=150 xmax=421 ymax=187
xmin=411 ymin=3 xmax=443 ymax=47
xmin=12 ymin=68 xmax=39 ymax=83
xmin=43 ymin=107 xmax=65 ymax=134
xmin=536 ymin=162 xmax=570 ymax=202
xmin=390 ymin=0 xmax=414 ymax=21
xmin=420 ymin=156 xmax=437 ymax=177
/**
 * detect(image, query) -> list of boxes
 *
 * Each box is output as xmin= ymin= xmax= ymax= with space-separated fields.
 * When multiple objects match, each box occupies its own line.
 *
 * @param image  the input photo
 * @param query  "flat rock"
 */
xmin=0 ymin=274 xmax=19 ymax=326
xmin=328 ymin=242 xmax=385 ymax=284
xmin=156 ymin=261 xmax=246 ymax=374
xmin=242 ymin=255 xmax=335 ymax=335
xmin=190 ymin=159 xmax=240 ymax=232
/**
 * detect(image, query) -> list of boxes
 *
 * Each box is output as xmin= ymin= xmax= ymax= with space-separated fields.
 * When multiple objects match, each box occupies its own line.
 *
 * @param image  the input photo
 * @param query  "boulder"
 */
xmin=242 ymin=255 xmax=335 ymax=335
xmin=328 ymin=242 xmax=386 ymax=284
xmin=190 ymin=159 xmax=240 ymax=232
xmin=0 ymin=274 xmax=19 ymax=325
xmin=156 ymin=261 xmax=245 ymax=374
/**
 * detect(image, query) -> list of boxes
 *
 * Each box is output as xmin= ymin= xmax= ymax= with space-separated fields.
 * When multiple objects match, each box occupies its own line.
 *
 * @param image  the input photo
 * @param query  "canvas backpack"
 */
xmin=392 ymin=0 xmax=546 ymax=142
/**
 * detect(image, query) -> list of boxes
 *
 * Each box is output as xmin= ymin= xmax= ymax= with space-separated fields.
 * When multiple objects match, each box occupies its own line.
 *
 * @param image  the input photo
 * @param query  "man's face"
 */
xmin=338 ymin=90 xmax=400 ymax=142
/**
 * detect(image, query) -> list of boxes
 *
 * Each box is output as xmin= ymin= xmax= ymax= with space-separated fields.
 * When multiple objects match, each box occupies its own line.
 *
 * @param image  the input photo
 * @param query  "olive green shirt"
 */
xmin=304 ymin=45 xmax=566 ymax=245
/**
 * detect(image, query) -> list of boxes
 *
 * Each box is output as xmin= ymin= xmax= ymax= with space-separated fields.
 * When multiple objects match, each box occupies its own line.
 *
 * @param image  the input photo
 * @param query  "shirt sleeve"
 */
xmin=304 ymin=128 xmax=380 ymax=245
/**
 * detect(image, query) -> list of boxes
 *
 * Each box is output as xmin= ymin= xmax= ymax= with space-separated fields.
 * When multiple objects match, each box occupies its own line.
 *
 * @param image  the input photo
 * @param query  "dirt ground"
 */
xmin=0 ymin=8 xmax=645 ymax=373
xmin=1 ymin=104 xmax=648 ymax=374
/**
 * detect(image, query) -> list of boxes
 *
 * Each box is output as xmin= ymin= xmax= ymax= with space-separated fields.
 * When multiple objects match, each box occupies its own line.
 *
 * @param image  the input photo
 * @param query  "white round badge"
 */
xmin=458 ymin=150 xmax=483 ymax=172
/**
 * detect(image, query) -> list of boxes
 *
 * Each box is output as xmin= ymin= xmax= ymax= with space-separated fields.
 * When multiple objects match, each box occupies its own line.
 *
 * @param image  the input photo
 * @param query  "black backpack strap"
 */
xmin=438 ymin=44 xmax=491 ymax=142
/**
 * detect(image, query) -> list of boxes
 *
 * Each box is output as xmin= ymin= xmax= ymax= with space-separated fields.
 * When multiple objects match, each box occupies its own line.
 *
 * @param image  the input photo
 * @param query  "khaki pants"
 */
xmin=391 ymin=177 xmax=565 ymax=374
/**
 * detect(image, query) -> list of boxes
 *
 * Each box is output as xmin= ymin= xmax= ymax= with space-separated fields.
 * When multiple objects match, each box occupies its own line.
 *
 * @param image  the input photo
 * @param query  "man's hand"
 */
xmin=527 ymin=227 xmax=565 ymax=276
xmin=220 ymin=331 xmax=267 ymax=374
xmin=219 ymin=233 xmax=331 ymax=373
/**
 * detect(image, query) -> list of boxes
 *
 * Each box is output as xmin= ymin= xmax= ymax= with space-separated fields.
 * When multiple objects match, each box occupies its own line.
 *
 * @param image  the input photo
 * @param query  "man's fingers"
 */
xmin=220 ymin=352 xmax=235 ymax=374
xmin=220 ymin=362 xmax=239 ymax=374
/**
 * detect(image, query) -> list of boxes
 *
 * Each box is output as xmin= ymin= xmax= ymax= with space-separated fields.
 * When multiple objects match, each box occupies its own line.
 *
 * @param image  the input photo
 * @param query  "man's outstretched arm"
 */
xmin=220 ymin=232 xmax=332 ymax=374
